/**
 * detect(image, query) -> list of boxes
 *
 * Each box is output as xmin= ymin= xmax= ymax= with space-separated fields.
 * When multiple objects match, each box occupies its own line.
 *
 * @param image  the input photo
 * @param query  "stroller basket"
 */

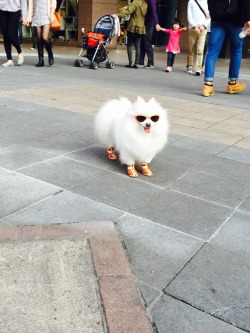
xmin=74 ymin=15 xmax=116 ymax=70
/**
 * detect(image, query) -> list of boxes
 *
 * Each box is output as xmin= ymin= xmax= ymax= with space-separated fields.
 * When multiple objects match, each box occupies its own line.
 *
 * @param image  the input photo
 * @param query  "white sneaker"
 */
xmin=137 ymin=64 xmax=144 ymax=68
xmin=187 ymin=67 xmax=192 ymax=74
xmin=18 ymin=52 xmax=24 ymax=65
xmin=2 ymin=60 xmax=14 ymax=67
xmin=145 ymin=65 xmax=154 ymax=69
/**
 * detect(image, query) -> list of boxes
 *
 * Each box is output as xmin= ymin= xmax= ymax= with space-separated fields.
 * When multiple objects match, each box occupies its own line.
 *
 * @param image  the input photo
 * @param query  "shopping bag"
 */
xmin=50 ymin=12 xmax=61 ymax=31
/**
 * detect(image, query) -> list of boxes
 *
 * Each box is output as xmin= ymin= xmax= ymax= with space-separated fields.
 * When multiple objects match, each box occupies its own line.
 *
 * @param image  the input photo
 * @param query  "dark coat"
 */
xmin=208 ymin=0 xmax=250 ymax=26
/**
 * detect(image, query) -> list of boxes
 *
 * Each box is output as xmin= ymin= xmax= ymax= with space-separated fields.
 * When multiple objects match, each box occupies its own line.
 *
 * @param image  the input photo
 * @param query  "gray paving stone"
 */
xmin=0 ymin=167 xmax=10 ymax=176
xmin=169 ymin=171 xmax=250 ymax=207
xmin=238 ymin=195 xmax=250 ymax=214
xmin=154 ymin=145 xmax=212 ymax=169
xmin=3 ymin=190 xmax=123 ymax=225
xmin=65 ymin=145 xmax=118 ymax=170
xmin=137 ymin=282 xmax=160 ymax=307
xmin=210 ymin=212 xmax=250 ymax=256
xmin=0 ymin=239 xmax=104 ymax=333
xmin=218 ymin=146 xmax=250 ymax=164
xmin=117 ymin=215 xmax=203 ymax=290
xmin=0 ymin=124 xmax=59 ymax=148
xmin=70 ymin=172 xmax=160 ymax=213
xmin=133 ymin=189 xmax=232 ymax=239
xmin=165 ymin=244 xmax=250 ymax=332
xmin=64 ymin=128 xmax=98 ymax=144
xmin=0 ymin=173 xmax=60 ymax=219
xmin=24 ymin=134 xmax=91 ymax=155
xmin=152 ymin=295 xmax=245 ymax=333
xmin=172 ymin=136 xmax=227 ymax=155
xmin=196 ymin=156 xmax=250 ymax=185
xmin=18 ymin=156 xmax=104 ymax=189
xmin=0 ymin=144 xmax=55 ymax=170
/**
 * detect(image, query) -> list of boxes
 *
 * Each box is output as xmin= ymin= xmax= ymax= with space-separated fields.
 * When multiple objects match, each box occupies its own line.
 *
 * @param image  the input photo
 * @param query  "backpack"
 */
xmin=208 ymin=0 xmax=239 ymax=20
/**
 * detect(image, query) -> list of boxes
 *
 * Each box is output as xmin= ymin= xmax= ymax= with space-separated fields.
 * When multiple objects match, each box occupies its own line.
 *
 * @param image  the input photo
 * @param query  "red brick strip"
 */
xmin=0 ymin=222 xmax=153 ymax=333
xmin=88 ymin=221 xmax=153 ymax=333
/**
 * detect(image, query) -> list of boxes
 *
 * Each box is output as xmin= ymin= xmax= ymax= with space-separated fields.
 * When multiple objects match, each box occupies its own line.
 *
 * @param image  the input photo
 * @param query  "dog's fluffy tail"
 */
xmin=95 ymin=97 xmax=131 ymax=147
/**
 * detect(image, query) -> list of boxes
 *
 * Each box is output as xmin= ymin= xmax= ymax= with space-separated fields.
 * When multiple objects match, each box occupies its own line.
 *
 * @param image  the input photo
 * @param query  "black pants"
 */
xmin=126 ymin=31 xmax=142 ymax=65
xmin=0 ymin=10 xmax=22 ymax=60
xmin=139 ymin=26 xmax=154 ymax=66
xmin=167 ymin=52 xmax=176 ymax=67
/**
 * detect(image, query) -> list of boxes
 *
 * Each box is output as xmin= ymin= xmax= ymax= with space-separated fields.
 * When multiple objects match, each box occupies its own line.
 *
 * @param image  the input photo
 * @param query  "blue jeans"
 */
xmin=204 ymin=21 xmax=243 ymax=82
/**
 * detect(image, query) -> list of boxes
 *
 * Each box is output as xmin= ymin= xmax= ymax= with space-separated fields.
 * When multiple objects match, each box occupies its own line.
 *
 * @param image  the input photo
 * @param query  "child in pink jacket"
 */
xmin=160 ymin=19 xmax=186 ymax=72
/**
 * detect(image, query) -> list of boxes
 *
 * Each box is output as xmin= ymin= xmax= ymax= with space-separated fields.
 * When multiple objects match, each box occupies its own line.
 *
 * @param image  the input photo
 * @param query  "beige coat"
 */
xmin=27 ymin=0 xmax=56 ymax=23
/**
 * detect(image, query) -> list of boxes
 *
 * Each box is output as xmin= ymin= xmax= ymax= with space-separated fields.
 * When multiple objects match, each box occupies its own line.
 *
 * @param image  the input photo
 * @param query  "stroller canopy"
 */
xmin=94 ymin=15 xmax=115 ymax=40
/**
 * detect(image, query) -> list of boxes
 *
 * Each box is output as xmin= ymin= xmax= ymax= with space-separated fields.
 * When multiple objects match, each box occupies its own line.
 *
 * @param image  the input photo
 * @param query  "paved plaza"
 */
xmin=0 ymin=44 xmax=250 ymax=333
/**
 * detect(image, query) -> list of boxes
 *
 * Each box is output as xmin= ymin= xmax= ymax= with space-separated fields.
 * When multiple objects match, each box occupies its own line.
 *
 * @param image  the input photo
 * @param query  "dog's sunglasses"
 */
xmin=135 ymin=115 xmax=160 ymax=123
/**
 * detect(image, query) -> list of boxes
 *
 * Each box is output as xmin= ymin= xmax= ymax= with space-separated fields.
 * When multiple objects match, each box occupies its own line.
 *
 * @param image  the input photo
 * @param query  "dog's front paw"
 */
xmin=141 ymin=163 xmax=153 ymax=176
xmin=127 ymin=164 xmax=138 ymax=177
xmin=107 ymin=147 xmax=118 ymax=160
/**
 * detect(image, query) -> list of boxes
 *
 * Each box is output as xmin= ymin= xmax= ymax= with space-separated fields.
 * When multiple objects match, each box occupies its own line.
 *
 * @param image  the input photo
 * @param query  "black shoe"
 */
xmin=133 ymin=64 xmax=138 ymax=69
xmin=125 ymin=64 xmax=132 ymax=68
xmin=35 ymin=59 xmax=44 ymax=67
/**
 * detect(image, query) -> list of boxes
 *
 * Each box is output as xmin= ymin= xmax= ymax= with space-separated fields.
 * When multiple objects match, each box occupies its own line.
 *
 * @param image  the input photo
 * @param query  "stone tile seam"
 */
xmin=162 ymin=293 xmax=248 ymax=333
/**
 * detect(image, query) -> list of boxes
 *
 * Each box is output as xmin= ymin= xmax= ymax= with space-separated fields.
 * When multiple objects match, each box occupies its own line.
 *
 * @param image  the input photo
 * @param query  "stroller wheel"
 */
xmin=92 ymin=62 xmax=98 ymax=70
xmin=74 ymin=59 xmax=80 ymax=67
xmin=109 ymin=62 xmax=115 ymax=69
xmin=79 ymin=60 xmax=84 ymax=67
xmin=106 ymin=62 xmax=110 ymax=68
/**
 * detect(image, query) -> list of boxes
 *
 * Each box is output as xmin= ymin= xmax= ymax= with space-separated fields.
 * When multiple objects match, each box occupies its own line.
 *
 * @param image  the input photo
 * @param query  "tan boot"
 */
xmin=202 ymin=84 xmax=214 ymax=97
xmin=226 ymin=81 xmax=246 ymax=94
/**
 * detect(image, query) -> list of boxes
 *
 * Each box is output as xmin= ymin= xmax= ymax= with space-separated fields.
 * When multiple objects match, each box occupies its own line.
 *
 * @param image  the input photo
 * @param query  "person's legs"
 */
xmin=202 ymin=21 xmax=225 ymax=96
xmin=126 ymin=31 xmax=133 ymax=67
xmin=187 ymin=28 xmax=198 ymax=70
xmin=35 ymin=26 xmax=45 ymax=67
xmin=0 ymin=10 xmax=21 ymax=63
xmin=202 ymin=32 xmax=211 ymax=68
xmin=224 ymin=22 xmax=245 ymax=93
xmin=204 ymin=21 xmax=225 ymax=82
xmin=170 ymin=53 xmax=176 ymax=67
xmin=134 ymin=35 xmax=142 ymax=66
xmin=139 ymin=33 xmax=146 ymax=66
xmin=195 ymin=29 xmax=207 ymax=74
xmin=42 ymin=24 xmax=54 ymax=65
xmin=144 ymin=27 xmax=154 ymax=67
xmin=225 ymin=22 xmax=244 ymax=80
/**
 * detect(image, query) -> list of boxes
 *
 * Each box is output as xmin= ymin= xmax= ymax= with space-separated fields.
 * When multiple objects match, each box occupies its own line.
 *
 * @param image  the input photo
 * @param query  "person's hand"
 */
xmin=194 ymin=26 xmax=200 ymax=34
xmin=199 ymin=25 xmax=205 ymax=32
xmin=155 ymin=24 xmax=161 ymax=31
xmin=22 ymin=20 xmax=30 ymax=26
xmin=112 ymin=14 xmax=118 ymax=19
xmin=243 ymin=20 xmax=250 ymax=33
xmin=182 ymin=27 xmax=187 ymax=31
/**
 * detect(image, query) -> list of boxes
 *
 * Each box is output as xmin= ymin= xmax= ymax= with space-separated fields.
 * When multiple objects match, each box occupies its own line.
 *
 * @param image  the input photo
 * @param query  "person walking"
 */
xmin=202 ymin=0 xmax=250 ymax=96
xmin=0 ymin=0 xmax=29 ymax=67
xmin=27 ymin=0 xmax=56 ymax=67
xmin=113 ymin=0 xmax=148 ymax=69
xmin=186 ymin=0 xmax=210 ymax=76
xmin=138 ymin=0 xmax=160 ymax=69
xmin=159 ymin=18 xmax=187 ymax=72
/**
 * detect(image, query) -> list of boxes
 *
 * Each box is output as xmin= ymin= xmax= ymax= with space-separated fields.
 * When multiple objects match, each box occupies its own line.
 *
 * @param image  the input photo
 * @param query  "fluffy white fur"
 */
xmin=95 ymin=96 xmax=169 ymax=165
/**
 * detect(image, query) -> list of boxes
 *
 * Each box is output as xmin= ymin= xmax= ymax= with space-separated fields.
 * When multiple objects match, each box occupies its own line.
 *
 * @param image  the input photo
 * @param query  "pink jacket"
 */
xmin=27 ymin=0 xmax=56 ymax=23
xmin=164 ymin=29 xmax=183 ymax=54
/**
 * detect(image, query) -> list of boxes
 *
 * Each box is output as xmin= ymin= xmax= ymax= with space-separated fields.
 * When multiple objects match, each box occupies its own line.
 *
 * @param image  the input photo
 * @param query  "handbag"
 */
xmin=50 ymin=11 xmax=61 ymax=31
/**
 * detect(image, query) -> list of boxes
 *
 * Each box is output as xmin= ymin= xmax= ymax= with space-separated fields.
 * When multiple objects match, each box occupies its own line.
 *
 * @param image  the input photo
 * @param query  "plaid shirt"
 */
xmin=119 ymin=0 xmax=148 ymax=35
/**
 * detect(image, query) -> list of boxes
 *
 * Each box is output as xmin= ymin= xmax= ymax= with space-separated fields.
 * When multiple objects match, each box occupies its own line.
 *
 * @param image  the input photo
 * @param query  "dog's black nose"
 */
xmin=146 ymin=123 xmax=151 ymax=128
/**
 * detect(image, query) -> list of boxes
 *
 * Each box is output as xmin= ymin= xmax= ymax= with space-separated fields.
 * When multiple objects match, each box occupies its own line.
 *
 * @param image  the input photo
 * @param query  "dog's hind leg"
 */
xmin=107 ymin=147 xmax=118 ymax=160
xmin=127 ymin=164 xmax=139 ymax=177
xmin=141 ymin=163 xmax=153 ymax=176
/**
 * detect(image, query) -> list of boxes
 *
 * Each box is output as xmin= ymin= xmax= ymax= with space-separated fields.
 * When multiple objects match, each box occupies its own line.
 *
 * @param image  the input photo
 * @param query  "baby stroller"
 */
xmin=74 ymin=15 xmax=115 ymax=70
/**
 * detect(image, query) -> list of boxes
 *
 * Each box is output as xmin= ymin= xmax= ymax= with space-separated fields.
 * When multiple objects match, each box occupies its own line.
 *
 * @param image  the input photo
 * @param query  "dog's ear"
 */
xmin=136 ymin=96 xmax=145 ymax=104
xmin=148 ymin=97 xmax=156 ymax=104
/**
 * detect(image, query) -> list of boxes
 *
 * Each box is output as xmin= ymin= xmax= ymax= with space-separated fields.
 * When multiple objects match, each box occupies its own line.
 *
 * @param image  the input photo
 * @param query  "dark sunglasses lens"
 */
xmin=136 ymin=116 xmax=146 ymax=122
xmin=151 ymin=115 xmax=159 ymax=122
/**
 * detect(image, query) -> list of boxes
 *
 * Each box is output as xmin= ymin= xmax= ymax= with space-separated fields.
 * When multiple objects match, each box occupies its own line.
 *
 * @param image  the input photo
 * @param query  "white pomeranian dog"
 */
xmin=95 ymin=96 xmax=169 ymax=177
